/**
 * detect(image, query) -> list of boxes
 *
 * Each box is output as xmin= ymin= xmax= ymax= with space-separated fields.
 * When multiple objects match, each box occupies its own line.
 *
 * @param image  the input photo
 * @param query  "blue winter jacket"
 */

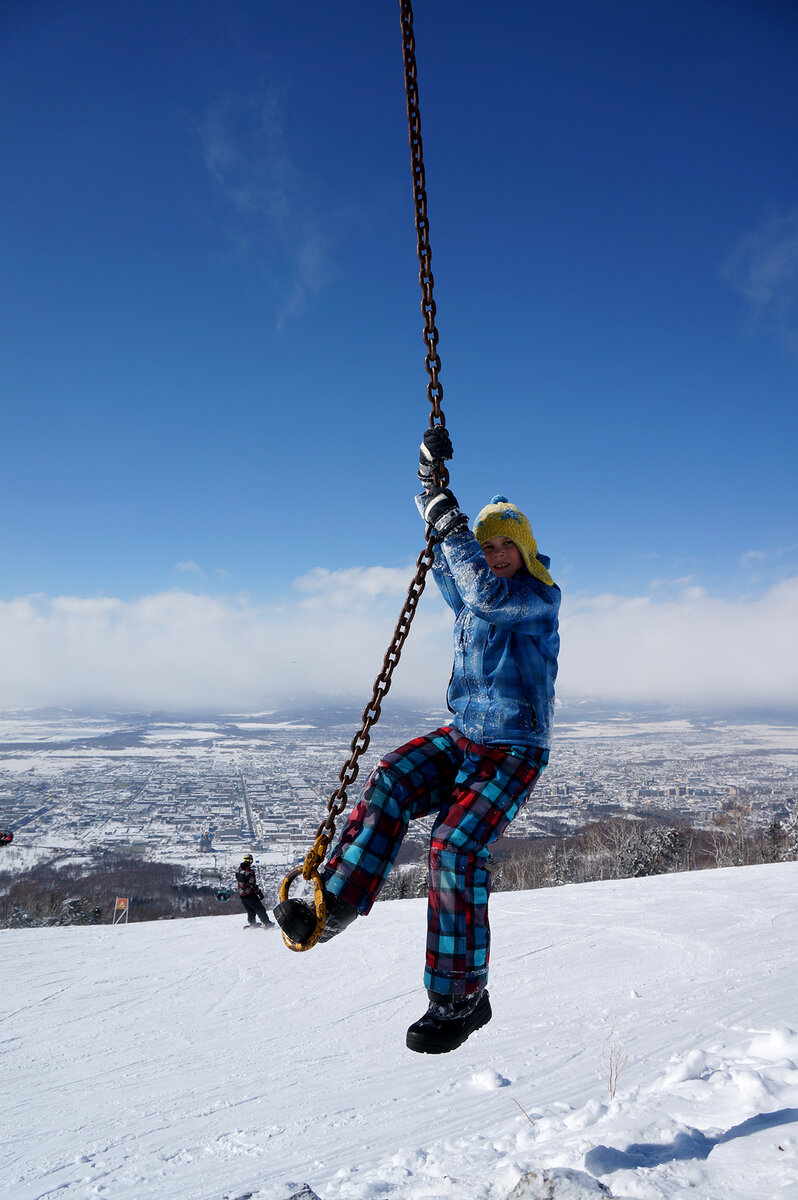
xmin=431 ymin=527 xmax=560 ymax=749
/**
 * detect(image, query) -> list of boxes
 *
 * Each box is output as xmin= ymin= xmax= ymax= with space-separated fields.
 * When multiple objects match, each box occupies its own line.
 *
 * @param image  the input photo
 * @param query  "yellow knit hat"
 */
xmin=473 ymin=495 xmax=555 ymax=587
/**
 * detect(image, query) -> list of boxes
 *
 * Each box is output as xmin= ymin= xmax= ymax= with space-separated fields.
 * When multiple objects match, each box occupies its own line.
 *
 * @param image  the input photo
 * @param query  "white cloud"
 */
xmin=741 ymin=550 xmax=765 ymax=568
xmin=723 ymin=210 xmax=798 ymax=347
xmin=1 ymin=573 xmax=797 ymax=713
xmin=649 ymin=574 xmax=695 ymax=589
xmin=199 ymin=89 xmax=329 ymax=325
xmin=293 ymin=565 xmax=417 ymax=608
xmin=175 ymin=561 xmax=204 ymax=575
xmin=0 ymin=581 xmax=452 ymax=712
xmin=559 ymin=577 xmax=798 ymax=708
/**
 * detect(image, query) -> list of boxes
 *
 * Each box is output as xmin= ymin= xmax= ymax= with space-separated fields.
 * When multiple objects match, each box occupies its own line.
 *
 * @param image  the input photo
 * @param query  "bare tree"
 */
xmin=709 ymin=801 xmax=754 ymax=868
xmin=780 ymin=801 xmax=798 ymax=862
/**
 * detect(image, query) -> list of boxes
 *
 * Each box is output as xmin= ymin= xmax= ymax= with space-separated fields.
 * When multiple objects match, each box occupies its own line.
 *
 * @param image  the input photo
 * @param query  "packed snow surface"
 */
xmin=2 ymin=864 xmax=798 ymax=1200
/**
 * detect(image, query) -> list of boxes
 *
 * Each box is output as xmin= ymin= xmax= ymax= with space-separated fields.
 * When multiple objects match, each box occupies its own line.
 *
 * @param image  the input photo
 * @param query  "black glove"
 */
xmin=415 ymin=486 xmax=469 ymax=538
xmin=418 ymin=426 xmax=453 ymax=487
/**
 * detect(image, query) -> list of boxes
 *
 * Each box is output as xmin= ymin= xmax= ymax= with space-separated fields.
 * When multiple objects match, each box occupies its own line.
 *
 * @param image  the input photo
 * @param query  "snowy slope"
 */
xmin=2 ymin=864 xmax=798 ymax=1200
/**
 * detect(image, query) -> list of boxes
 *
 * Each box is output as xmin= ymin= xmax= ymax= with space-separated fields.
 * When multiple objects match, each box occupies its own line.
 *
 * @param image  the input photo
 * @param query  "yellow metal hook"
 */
xmin=277 ymin=836 xmax=329 ymax=951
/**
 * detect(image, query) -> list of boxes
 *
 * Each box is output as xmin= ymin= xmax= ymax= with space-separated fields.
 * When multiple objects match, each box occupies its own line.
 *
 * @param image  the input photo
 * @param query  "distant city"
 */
xmin=1 ymin=704 xmax=796 ymax=895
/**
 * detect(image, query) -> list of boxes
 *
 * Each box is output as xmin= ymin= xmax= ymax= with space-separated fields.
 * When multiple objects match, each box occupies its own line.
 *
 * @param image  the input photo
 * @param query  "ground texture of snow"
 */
xmin=2 ymin=864 xmax=797 ymax=1199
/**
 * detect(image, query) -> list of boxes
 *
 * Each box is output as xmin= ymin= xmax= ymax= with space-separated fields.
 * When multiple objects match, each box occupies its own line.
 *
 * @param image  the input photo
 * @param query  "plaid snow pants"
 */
xmin=322 ymin=726 xmax=547 ymax=997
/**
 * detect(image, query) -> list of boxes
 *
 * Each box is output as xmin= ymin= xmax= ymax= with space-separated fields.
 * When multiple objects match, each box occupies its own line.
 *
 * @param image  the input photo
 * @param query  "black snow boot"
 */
xmin=273 ymin=885 xmax=358 ymax=945
xmin=405 ymin=989 xmax=492 ymax=1054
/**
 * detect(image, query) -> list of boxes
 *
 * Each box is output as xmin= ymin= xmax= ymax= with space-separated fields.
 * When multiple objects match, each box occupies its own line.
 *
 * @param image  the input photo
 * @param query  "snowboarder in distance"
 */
xmin=236 ymin=854 xmax=274 ymax=929
xmin=275 ymin=427 xmax=560 ymax=1054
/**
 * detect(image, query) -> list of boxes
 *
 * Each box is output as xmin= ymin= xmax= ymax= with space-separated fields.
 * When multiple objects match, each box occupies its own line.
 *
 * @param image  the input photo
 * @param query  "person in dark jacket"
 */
xmin=275 ymin=428 xmax=559 ymax=1052
xmin=236 ymin=854 xmax=274 ymax=928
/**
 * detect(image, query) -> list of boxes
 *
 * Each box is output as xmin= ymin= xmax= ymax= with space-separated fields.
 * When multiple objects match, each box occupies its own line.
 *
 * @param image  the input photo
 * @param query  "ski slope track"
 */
xmin=2 ymin=864 xmax=798 ymax=1200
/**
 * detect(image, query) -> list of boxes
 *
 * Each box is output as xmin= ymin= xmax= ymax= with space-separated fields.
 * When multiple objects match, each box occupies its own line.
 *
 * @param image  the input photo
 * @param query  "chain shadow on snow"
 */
xmin=584 ymin=1107 xmax=798 ymax=1175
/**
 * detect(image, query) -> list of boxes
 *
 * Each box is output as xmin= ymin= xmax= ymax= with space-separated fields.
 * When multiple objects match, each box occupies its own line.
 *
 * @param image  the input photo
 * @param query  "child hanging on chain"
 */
xmin=275 ymin=428 xmax=560 ymax=1053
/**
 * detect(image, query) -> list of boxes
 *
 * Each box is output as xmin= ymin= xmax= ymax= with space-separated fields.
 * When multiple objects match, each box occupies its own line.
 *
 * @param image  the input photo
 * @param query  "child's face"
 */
xmin=481 ymin=536 xmax=523 ymax=578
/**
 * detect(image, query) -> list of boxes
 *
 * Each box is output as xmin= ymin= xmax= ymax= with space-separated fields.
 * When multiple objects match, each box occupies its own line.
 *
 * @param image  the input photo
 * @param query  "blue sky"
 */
xmin=2 ymin=0 xmax=798 ymax=710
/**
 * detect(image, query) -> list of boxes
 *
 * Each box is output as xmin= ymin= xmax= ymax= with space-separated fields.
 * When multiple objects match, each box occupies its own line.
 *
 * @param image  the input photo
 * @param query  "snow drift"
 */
xmin=1 ymin=863 xmax=797 ymax=1199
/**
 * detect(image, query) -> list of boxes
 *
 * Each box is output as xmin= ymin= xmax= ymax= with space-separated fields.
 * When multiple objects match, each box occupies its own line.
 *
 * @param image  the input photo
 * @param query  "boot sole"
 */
xmin=406 ymin=995 xmax=492 ymax=1054
xmin=273 ymin=900 xmax=316 ymax=944
xmin=275 ymin=898 xmax=359 ymax=945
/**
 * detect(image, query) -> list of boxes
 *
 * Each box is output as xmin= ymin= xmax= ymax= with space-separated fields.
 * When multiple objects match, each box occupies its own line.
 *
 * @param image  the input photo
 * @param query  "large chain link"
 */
xmin=278 ymin=0 xmax=449 ymax=950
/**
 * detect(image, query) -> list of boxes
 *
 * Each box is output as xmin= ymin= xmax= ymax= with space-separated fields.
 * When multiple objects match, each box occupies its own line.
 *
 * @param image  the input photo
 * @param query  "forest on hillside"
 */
xmin=1 ymin=802 xmax=796 ymax=928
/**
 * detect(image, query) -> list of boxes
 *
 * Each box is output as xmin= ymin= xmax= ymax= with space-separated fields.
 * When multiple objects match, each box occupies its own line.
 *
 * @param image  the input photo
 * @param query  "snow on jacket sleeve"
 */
xmin=439 ymin=528 xmax=560 ymax=632
xmin=430 ymin=536 xmax=465 ymax=615
xmin=436 ymin=526 xmax=560 ymax=747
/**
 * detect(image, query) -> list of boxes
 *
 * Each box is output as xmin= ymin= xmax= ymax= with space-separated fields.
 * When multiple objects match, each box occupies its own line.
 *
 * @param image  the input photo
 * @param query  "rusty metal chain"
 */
xmin=279 ymin=0 xmax=450 ymax=949
xmin=400 ymin=0 xmax=447 ymax=446
xmin=309 ymin=527 xmax=437 ymax=861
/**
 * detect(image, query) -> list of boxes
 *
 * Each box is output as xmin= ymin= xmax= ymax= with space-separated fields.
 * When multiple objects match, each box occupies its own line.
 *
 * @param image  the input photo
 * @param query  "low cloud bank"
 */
xmin=559 ymin=577 xmax=798 ymax=708
xmin=1 ymin=570 xmax=797 ymax=713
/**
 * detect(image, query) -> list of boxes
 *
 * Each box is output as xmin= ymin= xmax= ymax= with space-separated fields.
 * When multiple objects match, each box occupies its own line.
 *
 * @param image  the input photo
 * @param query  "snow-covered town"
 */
xmin=1 ymin=706 xmax=796 ymax=869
